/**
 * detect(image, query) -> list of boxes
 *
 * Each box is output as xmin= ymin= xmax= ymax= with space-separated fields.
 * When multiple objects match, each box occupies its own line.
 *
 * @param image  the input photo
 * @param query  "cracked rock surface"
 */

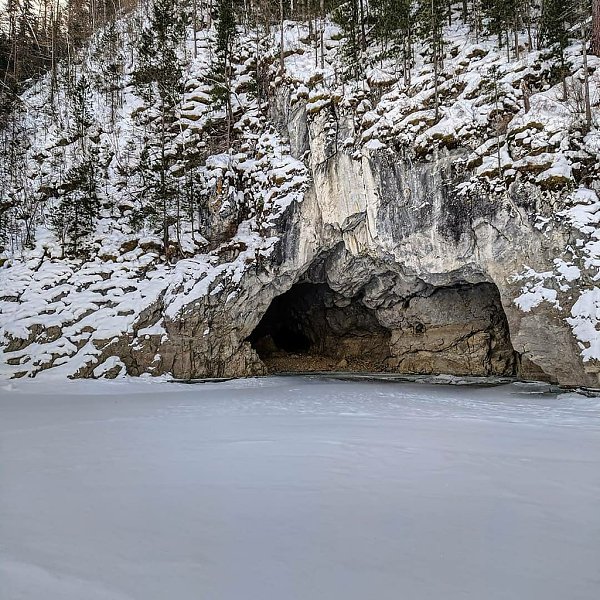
xmin=152 ymin=108 xmax=596 ymax=387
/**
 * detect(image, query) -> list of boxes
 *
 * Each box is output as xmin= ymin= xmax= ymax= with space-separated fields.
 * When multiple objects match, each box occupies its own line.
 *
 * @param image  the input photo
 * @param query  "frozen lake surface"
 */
xmin=1 ymin=376 xmax=600 ymax=600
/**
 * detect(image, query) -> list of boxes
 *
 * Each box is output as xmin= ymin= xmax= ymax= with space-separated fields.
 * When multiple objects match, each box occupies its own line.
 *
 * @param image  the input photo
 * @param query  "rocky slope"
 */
xmin=1 ymin=12 xmax=600 ymax=386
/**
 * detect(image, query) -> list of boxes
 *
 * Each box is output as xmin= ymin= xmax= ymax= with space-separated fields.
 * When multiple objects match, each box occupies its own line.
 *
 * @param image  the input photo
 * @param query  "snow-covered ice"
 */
xmin=1 ymin=376 xmax=599 ymax=600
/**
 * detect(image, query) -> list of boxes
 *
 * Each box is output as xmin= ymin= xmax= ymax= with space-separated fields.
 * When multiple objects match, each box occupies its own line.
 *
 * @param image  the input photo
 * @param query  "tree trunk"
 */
xmin=521 ymin=80 xmax=530 ymax=113
xmin=161 ymin=101 xmax=168 ymax=262
xmin=279 ymin=0 xmax=285 ymax=75
xmin=320 ymin=0 xmax=325 ymax=69
xmin=560 ymin=52 xmax=568 ymax=101
xmin=359 ymin=0 xmax=367 ymax=51
xmin=433 ymin=43 xmax=439 ymax=121
xmin=432 ymin=0 xmax=439 ymax=121
xmin=193 ymin=0 xmax=198 ymax=58
xmin=50 ymin=4 xmax=57 ymax=105
xmin=582 ymin=21 xmax=592 ymax=131
xmin=592 ymin=0 xmax=600 ymax=56
xmin=525 ymin=1 xmax=532 ymax=51
xmin=225 ymin=47 xmax=232 ymax=146
xmin=405 ymin=33 xmax=412 ymax=87
xmin=494 ymin=77 xmax=503 ymax=180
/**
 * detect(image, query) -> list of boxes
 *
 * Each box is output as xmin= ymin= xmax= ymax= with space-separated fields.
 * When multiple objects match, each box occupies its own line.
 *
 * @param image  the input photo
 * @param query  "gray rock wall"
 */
xmin=151 ymin=104 xmax=597 ymax=387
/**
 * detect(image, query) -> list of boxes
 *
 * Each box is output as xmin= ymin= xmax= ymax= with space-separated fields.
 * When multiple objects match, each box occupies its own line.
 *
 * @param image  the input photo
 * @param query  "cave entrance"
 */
xmin=248 ymin=283 xmax=391 ymax=373
xmin=248 ymin=280 xmax=519 ymax=377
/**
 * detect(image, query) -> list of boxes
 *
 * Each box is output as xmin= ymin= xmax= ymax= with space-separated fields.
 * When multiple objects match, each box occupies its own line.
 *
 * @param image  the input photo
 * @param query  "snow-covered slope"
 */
xmin=1 ymin=8 xmax=600 ymax=383
xmin=0 ymin=14 xmax=308 ymax=379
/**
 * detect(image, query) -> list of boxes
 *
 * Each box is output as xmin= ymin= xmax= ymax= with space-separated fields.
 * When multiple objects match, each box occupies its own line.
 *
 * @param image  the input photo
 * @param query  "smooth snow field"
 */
xmin=1 ymin=377 xmax=600 ymax=600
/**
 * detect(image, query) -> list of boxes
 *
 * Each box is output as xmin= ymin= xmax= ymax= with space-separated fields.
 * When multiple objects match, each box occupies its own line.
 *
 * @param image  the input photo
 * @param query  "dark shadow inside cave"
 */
xmin=248 ymin=280 xmax=520 ymax=376
xmin=248 ymin=283 xmax=391 ymax=373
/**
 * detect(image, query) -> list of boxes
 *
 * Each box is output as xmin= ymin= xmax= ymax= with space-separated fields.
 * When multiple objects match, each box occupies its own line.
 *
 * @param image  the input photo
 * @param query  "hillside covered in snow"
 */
xmin=1 ymin=1 xmax=600 ymax=385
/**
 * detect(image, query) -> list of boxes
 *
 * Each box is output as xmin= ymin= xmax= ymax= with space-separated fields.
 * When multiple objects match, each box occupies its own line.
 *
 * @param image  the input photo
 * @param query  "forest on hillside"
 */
xmin=0 ymin=0 xmax=599 ymax=263
xmin=2 ymin=1 xmax=599 ymax=111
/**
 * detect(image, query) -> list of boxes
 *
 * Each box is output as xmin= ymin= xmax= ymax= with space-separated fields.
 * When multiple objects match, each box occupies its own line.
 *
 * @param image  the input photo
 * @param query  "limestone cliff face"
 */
xmin=2 ymin=16 xmax=599 ymax=386
xmin=141 ymin=104 xmax=598 ymax=388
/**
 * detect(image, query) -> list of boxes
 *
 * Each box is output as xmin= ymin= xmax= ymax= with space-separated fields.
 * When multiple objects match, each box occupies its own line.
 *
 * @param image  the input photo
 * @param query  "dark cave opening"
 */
xmin=248 ymin=280 xmax=519 ymax=376
xmin=248 ymin=283 xmax=392 ymax=373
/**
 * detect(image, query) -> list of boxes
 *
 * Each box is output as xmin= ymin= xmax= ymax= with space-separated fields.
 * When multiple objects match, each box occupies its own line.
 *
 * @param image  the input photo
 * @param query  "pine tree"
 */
xmin=483 ymin=64 xmax=506 ymax=180
xmin=574 ymin=0 xmax=593 ymax=129
xmin=483 ymin=0 xmax=521 ymax=60
xmin=211 ymin=0 xmax=237 ymax=144
xmin=371 ymin=0 xmax=412 ymax=80
xmin=134 ymin=0 xmax=185 ymax=103
xmin=332 ymin=0 xmax=363 ymax=79
xmin=50 ymin=152 xmax=100 ymax=257
xmin=540 ymin=0 xmax=575 ymax=100
xmin=133 ymin=0 xmax=186 ymax=261
xmin=70 ymin=74 xmax=94 ymax=146
xmin=593 ymin=0 xmax=600 ymax=55
xmin=95 ymin=21 xmax=124 ymax=125
xmin=49 ymin=72 xmax=100 ymax=257
xmin=416 ymin=0 xmax=447 ymax=120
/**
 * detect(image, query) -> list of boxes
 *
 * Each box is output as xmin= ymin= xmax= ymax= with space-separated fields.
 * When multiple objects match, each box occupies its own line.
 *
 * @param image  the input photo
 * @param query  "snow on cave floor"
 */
xmin=1 ymin=376 xmax=600 ymax=600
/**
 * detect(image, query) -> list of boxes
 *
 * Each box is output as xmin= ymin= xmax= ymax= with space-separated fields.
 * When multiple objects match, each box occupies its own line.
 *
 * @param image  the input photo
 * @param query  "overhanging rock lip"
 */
xmin=173 ymin=372 xmax=522 ymax=387
xmin=268 ymin=372 xmax=518 ymax=387
xmin=169 ymin=373 xmax=598 ymax=395
xmin=169 ymin=377 xmax=237 ymax=384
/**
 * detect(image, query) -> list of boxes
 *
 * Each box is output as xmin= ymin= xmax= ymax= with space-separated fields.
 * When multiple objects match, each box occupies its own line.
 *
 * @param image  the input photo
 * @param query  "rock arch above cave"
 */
xmin=248 ymin=278 xmax=518 ymax=376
